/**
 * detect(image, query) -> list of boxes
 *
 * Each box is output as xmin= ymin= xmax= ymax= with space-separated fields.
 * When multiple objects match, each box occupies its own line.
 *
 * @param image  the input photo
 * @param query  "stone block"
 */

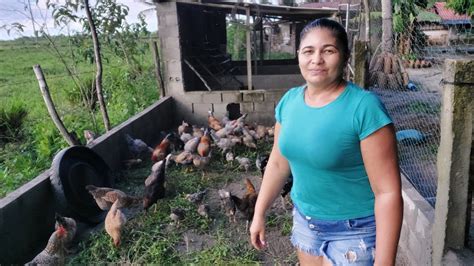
xmin=202 ymin=92 xmax=222 ymax=104
xmin=254 ymin=102 xmax=276 ymax=113
xmin=158 ymin=24 xmax=179 ymax=38
xmin=240 ymin=102 xmax=254 ymax=113
xmin=222 ymin=92 xmax=242 ymax=103
xmin=213 ymin=103 xmax=228 ymax=115
xmin=443 ymin=59 xmax=474 ymax=84
xmin=242 ymin=91 xmax=264 ymax=102
xmin=193 ymin=103 xmax=213 ymax=115
xmin=265 ymin=90 xmax=286 ymax=102
xmin=185 ymin=92 xmax=205 ymax=104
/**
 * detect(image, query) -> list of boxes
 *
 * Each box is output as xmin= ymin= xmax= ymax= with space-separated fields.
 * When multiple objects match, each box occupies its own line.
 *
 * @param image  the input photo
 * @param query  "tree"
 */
xmin=447 ymin=0 xmax=474 ymax=16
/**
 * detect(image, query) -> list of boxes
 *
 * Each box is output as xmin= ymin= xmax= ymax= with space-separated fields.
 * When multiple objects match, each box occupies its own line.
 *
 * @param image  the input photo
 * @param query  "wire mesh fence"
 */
xmin=363 ymin=1 xmax=473 ymax=207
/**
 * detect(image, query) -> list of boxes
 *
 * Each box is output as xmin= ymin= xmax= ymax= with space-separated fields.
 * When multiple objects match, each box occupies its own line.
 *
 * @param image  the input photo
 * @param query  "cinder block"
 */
xmin=164 ymin=37 xmax=180 ymax=50
xmin=265 ymin=90 xmax=286 ymax=101
xmin=254 ymin=102 xmax=276 ymax=112
xmin=242 ymin=91 xmax=264 ymax=102
xmin=246 ymin=112 xmax=276 ymax=126
xmin=193 ymin=103 xmax=212 ymax=115
xmin=167 ymin=60 xmax=182 ymax=75
xmin=159 ymin=25 xmax=179 ymax=38
xmin=240 ymin=102 xmax=254 ymax=113
xmin=213 ymin=103 xmax=228 ymax=115
xmin=222 ymin=92 xmax=242 ymax=103
xmin=202 ymin=92 xmax=222 ymax=103
xmin=165 ymin=14 xmax=178 ymax=26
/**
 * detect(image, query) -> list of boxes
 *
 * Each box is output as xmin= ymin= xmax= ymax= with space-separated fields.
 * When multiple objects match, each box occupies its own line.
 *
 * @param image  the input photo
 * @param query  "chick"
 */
xmin=235 ymin=156 xmax=252 ymax=172
xmin=170 ymin=208 xmax=186 ymax=227
xmin=185 ymin=189 xmax=207 ymax=205
xmin=197 ymin=204 xmax=210 ymax=218
xmin=105 ymin=200 xmax=127 ymax=247
xmin=255 ymin=154 xmax=269 ymax=177
xmin=178 ymin=120 xmax=192 ymax=135
xmin=225 ymin=151 xmax=234 ymax=162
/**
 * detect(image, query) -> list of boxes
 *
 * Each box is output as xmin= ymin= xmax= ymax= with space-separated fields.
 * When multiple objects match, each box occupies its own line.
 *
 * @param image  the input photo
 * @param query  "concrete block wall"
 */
xmin=399 ymin=174 xmax=435 ymax=265
xmin=0 ymin=97 xmax=175 ymax=264
xmin=177 ymin=89 xmax=288 ymax=126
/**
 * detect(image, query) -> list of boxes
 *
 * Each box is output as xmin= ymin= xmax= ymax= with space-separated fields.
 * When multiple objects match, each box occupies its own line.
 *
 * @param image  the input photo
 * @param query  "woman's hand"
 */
xmin=250 ymin=215 xmax=267 ymax=250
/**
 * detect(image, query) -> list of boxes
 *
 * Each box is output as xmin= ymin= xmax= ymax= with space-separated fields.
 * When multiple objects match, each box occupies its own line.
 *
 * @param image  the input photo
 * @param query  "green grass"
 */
xmin=0 ymin=36 xmax=158 ymax=198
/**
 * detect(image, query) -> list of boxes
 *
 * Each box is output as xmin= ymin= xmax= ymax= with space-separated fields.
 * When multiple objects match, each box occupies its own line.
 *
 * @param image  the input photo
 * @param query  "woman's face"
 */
xmin=298 ymin=28 xmax=346 ymax=88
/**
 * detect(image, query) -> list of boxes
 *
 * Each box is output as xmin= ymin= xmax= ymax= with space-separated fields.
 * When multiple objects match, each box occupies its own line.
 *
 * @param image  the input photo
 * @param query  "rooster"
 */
xmin=230 ymin=178 xmax=258 ymax=231
xmin=27 ymin=214 xmax=77 ymax=265
xmin=197 ymin=128 xmax=211 ymax=157
xmin=143 ymin=159 xmax=167 ymax=211
xmin=208 ymin=110 xmax=223 ymax=131
xmin=152 ymin=134 xmax=172 ymax=162
xmin=85 ymin=185 xmax=141 ymax=210
xmin=125 ymin=134 xmax=153 ymax=159
xmin=105 ymin=200 xmax=127 ymax=247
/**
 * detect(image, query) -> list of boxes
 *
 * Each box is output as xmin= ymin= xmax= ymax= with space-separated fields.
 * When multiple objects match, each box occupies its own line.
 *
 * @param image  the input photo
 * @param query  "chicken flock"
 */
xmin=32 ymin=110 xmax=294 ymax=262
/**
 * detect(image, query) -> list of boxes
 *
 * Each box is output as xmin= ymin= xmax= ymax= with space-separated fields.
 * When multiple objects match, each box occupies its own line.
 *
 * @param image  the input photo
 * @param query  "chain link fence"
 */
xmin=363 ymin=1 xmax=473 ymax=207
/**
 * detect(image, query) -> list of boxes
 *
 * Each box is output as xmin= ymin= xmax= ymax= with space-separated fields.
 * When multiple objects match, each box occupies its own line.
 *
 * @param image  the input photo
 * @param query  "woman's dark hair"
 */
xmin=299 ymin=18 xmax=350 ymax=60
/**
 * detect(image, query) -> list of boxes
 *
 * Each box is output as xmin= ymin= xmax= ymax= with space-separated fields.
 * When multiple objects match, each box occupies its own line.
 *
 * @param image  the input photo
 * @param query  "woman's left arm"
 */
xmin=361 ymin=124 xmax=403 ymax=266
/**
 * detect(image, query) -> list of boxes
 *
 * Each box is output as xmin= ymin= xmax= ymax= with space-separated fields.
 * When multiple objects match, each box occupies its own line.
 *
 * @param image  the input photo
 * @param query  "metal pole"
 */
xmin=246 ymin=6 xmax=252 ymax=90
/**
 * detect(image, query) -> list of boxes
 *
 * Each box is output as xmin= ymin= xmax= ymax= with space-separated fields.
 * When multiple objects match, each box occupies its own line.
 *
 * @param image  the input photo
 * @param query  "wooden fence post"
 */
xmin=33 ymin=65 xmax=79 ymax=146
xmin=151 ymin=41 xmax=165 ymax=98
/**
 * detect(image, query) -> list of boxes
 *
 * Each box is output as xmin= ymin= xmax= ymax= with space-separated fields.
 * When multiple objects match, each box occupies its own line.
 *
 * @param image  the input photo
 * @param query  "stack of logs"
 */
xmin=369 ymin=52 xmax=409 ymax=90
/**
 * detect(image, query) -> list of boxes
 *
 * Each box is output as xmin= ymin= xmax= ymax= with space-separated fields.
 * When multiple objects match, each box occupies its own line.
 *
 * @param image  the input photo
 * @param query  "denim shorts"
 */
xmin=290 ymin=206 xmax=376 ymax=266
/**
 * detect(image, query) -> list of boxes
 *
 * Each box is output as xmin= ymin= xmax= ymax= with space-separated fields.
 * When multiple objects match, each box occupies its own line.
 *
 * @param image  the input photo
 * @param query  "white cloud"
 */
xmin=0 ymin=0 xmax=157 ymax=40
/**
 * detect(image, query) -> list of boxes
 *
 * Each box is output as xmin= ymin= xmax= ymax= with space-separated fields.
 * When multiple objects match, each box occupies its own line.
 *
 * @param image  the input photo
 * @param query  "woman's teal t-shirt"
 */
xmin=275 ymin=82 xmax=392 ymax=220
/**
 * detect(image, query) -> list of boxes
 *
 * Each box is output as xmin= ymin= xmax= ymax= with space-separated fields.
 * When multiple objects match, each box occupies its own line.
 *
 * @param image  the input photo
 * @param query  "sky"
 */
xmin=0 ymin=0 xmax=158 ymax=40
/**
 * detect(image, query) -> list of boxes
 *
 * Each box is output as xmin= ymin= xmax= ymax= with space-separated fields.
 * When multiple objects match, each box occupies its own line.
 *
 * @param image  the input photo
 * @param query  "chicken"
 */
xmin=143 ymin=159 xmax=167 ymax=211
xmin=170 ymin=208 xmax=186 ymax=227
xmin=178 ymin=120 xmax=192 ymax=136
xmin=241 ymin=128 xmax=257 ymax=149
xmin=280 ymin=174 xmax=294 ymax=210
xmin=180 ymin=132 xmax=193 ymax=143
xmin=210 ymin=131 xmax=240 ymax=154
xmin=84 ymin=130 xmax=97 ymax=144
xmin=192 ymin=153 xmax=212 ymax=171
xmin=27 ymin=214 xmax=77 ymax=265
xmin=185 ymin=189 xmax=207 ymax=204
xmin=235 ymin=156 xmax=252 ymax=172
xmin=168 ymin=132 xmax=185 ymax=152
xmin=230 ymin=178 xmax=258 ymax=230
xmin=197 ymin=128 xmax=211 ymax=157
xmin=105 ymin=200 xmax=127 ymax=247
xmin=256 ymin=154 xmax=269 ymax=177
xmin=218 ymin=189 xmax=236 ymax=223
xmin=255 ymin=125 xmax=267 ymax=140
xmin=266 ymin=126 xmax=275 ymax=137
xmin=192 ymin=126 xmax=204 ymax=138
xmin=208 ymin=109 xmax=223 ymax=131
xmin=197 ymin=204 xmax=210 ymax=218
xmin=54 ymin=213 xmax=77 ymax=244
xmin=151 ymin=134 xmax=172 ymax=162
xmin=225 ymin=151 xmax=234 ymax=162
xmin=125 ymin=134 xmax=153 ymax=159
xmin=122 ymin=158 xmax=142 ymax=169
xmin=184 ymin=136 xmax=200 ymax=153
xmin=85 ymin=185 xmax=140 ymax=210
xmin=166 ymin=151 xmax=194 ymax=168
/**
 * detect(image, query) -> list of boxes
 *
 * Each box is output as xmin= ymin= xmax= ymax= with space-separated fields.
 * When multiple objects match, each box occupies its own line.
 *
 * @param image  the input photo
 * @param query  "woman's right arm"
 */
xmin=250 ymin=122 xmax=291 ymax=250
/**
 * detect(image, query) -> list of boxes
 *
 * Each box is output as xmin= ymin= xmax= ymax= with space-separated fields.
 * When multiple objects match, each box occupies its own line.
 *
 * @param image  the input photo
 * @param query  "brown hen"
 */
xmin=230 ymin=178 xmax=258 ymax=230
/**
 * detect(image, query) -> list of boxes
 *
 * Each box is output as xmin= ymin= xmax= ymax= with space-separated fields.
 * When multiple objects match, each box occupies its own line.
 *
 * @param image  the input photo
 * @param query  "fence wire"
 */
xmin=364 ymin=1 xmax=473 ymax=207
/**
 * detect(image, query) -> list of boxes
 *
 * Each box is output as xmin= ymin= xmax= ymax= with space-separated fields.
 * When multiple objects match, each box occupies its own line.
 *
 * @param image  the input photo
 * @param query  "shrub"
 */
xmin=0 ymin=101 xmax=28 ymax=144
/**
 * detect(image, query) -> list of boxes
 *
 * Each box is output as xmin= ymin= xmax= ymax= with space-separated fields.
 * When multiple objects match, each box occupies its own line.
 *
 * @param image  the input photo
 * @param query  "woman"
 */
xmin=250 ymin=18 xmax=403 ymax=266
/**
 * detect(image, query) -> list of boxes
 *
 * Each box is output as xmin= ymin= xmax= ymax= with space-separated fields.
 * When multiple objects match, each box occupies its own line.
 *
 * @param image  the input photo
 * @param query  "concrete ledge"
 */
xmin=0 ymin=97 xmax=176 ymax=264
xmin=398 ymin=173 xmax=435 ymax=266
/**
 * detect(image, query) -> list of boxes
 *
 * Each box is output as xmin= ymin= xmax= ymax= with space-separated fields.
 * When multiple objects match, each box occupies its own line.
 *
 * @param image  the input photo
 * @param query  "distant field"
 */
xmin=0 ymin=37 xmax=159 ymax=197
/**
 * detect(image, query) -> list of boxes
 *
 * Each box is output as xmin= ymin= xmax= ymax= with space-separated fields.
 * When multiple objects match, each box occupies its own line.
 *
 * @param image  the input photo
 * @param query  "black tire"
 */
xmin=50 ymin=146 xmax=114 ymax=224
